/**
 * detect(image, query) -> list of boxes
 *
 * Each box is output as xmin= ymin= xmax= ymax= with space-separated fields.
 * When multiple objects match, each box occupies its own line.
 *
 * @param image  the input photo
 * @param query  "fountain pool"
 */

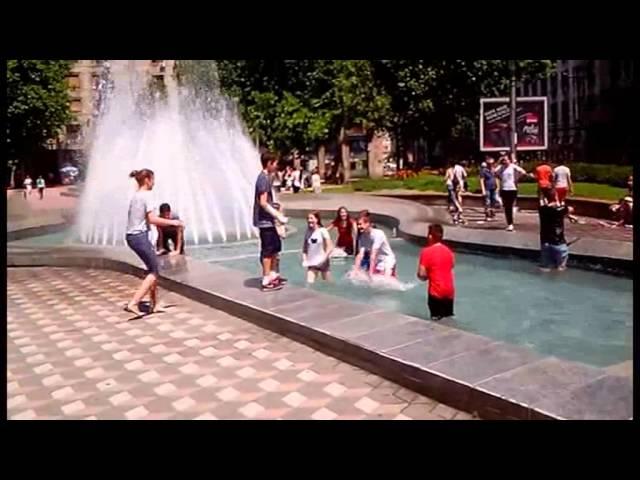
xmin=17 ymin=219 xmax=632 ymax=368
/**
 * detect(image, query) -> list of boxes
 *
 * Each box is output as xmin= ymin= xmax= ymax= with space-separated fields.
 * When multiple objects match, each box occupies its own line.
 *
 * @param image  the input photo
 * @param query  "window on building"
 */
xmin=68 ymin=75 xmax=81 ymax=91
xmin=561 ymin=74 xmax=569 ymax=95
xmin=71 ymin=100 xmax=82 ymax=113
xmin=541 ymin=79 xmax=548 ymax=97
xmin=517 ymin=86 xmax=523 ymax=97
xmin=550 ymin=102 xmax=558 ymax=129
xmin=550 ymin=73 xmax=558 ymax=99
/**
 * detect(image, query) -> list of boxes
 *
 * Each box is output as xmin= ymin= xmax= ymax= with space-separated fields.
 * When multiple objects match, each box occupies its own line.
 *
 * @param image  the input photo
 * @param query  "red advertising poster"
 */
xmin=480 ymin=97 xmax=548 ymax=151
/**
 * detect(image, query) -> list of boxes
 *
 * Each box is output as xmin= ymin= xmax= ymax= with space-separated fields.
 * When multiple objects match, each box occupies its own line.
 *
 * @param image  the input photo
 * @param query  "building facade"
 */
xmin=56 ymin=60 xmax=177 ymax=167
xmin=518 ymin=60 xmax=637 ymax=163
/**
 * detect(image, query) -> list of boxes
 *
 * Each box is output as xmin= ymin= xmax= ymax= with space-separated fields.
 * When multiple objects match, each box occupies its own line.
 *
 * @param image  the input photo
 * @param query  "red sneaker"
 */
xmin=261 ymin=281 xmax=283 ymax=292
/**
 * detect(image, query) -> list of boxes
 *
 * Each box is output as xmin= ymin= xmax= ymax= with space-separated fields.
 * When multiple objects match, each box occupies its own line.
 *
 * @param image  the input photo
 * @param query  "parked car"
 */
xmin=60 ymin=164 xmax=80 ymax=185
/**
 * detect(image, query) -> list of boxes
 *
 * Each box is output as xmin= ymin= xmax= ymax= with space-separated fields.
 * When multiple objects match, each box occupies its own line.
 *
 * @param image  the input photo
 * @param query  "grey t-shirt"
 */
xmin=126 ymin=190 xmax=155 ymax=234
xmin=253 ymin=171 xmax=274 ymax=229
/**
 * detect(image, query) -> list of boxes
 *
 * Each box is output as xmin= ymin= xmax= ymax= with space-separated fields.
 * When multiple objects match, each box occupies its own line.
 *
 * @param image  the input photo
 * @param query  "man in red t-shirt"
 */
xmin=534 ymin=159 xmax=554 ymax=206
xmin=417 ymin=224 xmax=455 ymax=320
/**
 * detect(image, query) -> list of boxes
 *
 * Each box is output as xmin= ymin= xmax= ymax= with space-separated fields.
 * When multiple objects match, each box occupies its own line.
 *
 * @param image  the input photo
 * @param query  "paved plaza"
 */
xmin=7 ymin=267 xmax=473 ymax=420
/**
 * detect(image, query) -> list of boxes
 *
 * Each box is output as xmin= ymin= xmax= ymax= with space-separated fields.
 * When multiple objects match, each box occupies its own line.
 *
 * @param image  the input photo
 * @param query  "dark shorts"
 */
xmin=309 ymin=260 xmax=330 ymax=273
xmin=158 ymin=226 xmax=185 ymax=254
xmin=428 ymin=295 xmax=454 ymax=319
xmin=259 ymin=227 xmax=282 ymax=259
xmin=126 ymin=232 xmax=159 ymax=275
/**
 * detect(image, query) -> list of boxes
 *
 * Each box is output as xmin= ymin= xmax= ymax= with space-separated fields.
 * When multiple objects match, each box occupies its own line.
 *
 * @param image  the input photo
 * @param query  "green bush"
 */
xmin=518 ymin=162 xmax=631 ymax=187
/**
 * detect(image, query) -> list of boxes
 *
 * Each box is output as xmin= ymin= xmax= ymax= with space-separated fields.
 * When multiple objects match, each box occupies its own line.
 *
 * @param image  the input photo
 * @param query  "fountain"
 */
xmin=75 ymin=60 xmax=260 ymax=246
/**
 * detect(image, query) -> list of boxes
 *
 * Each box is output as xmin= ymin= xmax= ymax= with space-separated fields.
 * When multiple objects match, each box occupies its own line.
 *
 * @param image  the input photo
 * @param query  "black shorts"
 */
xmin=158 ymin=227 xmax=185 ymax=254
xmin=428 ymin=295 xmax=454 ymax=319
xmin=259 ymin=227 xmax=282 ymax=258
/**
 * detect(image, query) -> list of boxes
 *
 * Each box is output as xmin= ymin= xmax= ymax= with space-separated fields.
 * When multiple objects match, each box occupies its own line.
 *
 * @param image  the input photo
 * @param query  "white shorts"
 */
xmin=373 ymin=256 xmax=397 ymax=276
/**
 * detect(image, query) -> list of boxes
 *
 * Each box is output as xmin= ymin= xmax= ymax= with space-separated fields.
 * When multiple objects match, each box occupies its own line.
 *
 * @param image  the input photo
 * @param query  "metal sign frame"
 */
xmin=479 ymin=96 xmax=549 ymax=152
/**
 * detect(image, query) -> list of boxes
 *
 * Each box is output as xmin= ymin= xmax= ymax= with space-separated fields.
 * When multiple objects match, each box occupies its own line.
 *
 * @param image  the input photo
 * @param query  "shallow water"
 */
xmin=15 ymin=220 xmax=633 ymax=367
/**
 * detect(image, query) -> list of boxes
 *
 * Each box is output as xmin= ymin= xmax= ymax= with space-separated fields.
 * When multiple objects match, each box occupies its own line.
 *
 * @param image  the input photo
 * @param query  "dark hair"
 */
xmin=308 ymin=210 xmax=323 ymax=227
xmin=333 ymin=206 xmax=352 ymax=226
xmin=428 ymin=223 xmax=444 ymax=241
xmin=357 ymin=211 xmax=371 ymax=223
xmin=159 ymin=203 xmax=171 ymax=214
xmin=129 ymin=169 xmax=154 ymax=186
xmin=261 ymin=152 xmax=278 ymax=169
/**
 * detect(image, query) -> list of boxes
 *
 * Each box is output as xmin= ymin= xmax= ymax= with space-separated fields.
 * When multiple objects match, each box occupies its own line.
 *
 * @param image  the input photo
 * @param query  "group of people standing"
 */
xmin=252 ymin=151 xmax=455 ymax=321
xmin=272 ymin=165 xmax=323 ymax=195
xmin=447 ymin=153 xmax=577 ymax=232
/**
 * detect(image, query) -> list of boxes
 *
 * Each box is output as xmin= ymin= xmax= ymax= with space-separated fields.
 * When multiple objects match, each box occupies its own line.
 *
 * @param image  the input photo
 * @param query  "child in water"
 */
xmin=302 ymin=211 xmax=333 ymax=283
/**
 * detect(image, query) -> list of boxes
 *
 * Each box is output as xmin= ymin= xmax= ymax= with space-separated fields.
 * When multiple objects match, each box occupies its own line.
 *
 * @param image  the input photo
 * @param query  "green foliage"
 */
xmin=212 ymin=59 xmax=554 ymax=159
xmin=348 ymin=172 xmax=626 ymax=201
xmin=6 ymin=60 xmax=73 ymax=159
xmin=518 ymin=161 xmax=633 ymax=188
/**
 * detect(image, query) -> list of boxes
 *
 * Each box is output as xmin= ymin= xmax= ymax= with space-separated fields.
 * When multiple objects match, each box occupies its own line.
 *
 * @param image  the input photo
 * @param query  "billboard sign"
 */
xmin=480 ymin=97 xmax=548 ymax=151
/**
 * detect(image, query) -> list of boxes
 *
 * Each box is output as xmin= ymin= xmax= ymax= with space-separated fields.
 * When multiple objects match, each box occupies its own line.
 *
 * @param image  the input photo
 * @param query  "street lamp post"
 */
xmin=510 ymin=61 xmax=517 ymax=159
xmin=561 ymin=71 xmax=587 ymax=141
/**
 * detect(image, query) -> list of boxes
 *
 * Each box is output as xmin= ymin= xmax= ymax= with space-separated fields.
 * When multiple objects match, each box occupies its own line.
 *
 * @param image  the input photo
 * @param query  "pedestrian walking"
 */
xmin=479 ymin=158 xmax=498 ymax=221
xmin=552 ymin=158 xmax=573 ymax=205
xmin=23 ymin=175 xmax=33 ymax=199
xmin=36 ymin=175 xmax=46 ymax=200
xmin=495 ymin=152 xmax=531 ymax=232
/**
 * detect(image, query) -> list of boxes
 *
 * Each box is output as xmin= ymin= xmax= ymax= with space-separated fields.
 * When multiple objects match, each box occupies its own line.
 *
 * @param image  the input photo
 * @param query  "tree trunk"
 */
xmin=368 ymin=132 xmax=385 ymax=179
xmin=317 ymin=143 xmax=326 ymax=179
xmin=341 ymin=139 xmax=351 ymax=184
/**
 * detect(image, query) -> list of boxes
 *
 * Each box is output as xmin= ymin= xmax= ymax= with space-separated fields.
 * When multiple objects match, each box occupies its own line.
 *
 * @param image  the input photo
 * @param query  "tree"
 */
xmin=6 ymin=61 xmax=73 ymax=167
xmin=371 ymin=60 xmax=554 ymax=167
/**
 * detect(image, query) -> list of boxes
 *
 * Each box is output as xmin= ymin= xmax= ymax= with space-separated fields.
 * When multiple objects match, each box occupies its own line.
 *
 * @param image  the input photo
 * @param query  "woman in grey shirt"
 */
xmin=124 ymin=169 xmax=184 ymax=317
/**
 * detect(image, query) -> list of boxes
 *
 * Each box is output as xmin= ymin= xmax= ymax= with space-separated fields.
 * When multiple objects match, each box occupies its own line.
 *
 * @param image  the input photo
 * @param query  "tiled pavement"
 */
xmin=7 ymin=267 xmax=474 ymax=420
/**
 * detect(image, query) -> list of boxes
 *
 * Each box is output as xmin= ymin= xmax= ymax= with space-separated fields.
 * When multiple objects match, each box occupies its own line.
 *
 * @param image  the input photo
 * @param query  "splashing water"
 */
xmin=75 ymin=60 xmax=260 ymax=246
xmin=345 ymin=268 xmax=417 ymax=292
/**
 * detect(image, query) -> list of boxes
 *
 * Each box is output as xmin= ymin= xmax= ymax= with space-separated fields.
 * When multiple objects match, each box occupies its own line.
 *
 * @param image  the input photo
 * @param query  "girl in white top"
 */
xmin=302 ymin=211 xmax=333 ymax=283
xmin=124 ymin=169 xmax=184 ymax=317
xmin=496 ymin=154 xmax=531 ymax=231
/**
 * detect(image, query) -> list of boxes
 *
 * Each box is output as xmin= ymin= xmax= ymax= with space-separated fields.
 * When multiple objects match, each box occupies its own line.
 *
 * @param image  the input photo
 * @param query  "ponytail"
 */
xmin=129 ymin=168 xmax=154 ymax=186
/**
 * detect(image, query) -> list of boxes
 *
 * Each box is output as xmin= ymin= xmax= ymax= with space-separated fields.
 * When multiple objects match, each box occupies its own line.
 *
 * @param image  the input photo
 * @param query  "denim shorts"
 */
xmin=484 ymin=188 xmax=498 ymax=208
xmin=540 ymin=243 xmax=569 ymax=269
xmin=126 ymin=231 xmax=159 ymax=275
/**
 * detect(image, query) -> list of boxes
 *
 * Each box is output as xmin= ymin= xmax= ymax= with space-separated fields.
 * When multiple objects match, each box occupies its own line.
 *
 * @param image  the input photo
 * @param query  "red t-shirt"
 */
xmin=535 ymin=164 xmax=553 ymax=188
xmin=419 ymin=243 xmax=455 ymax=299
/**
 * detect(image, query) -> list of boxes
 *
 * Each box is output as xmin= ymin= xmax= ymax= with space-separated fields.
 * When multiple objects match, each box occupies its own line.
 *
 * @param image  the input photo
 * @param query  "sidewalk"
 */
xmin=7 ymin=267 xmax=471 ymax=420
